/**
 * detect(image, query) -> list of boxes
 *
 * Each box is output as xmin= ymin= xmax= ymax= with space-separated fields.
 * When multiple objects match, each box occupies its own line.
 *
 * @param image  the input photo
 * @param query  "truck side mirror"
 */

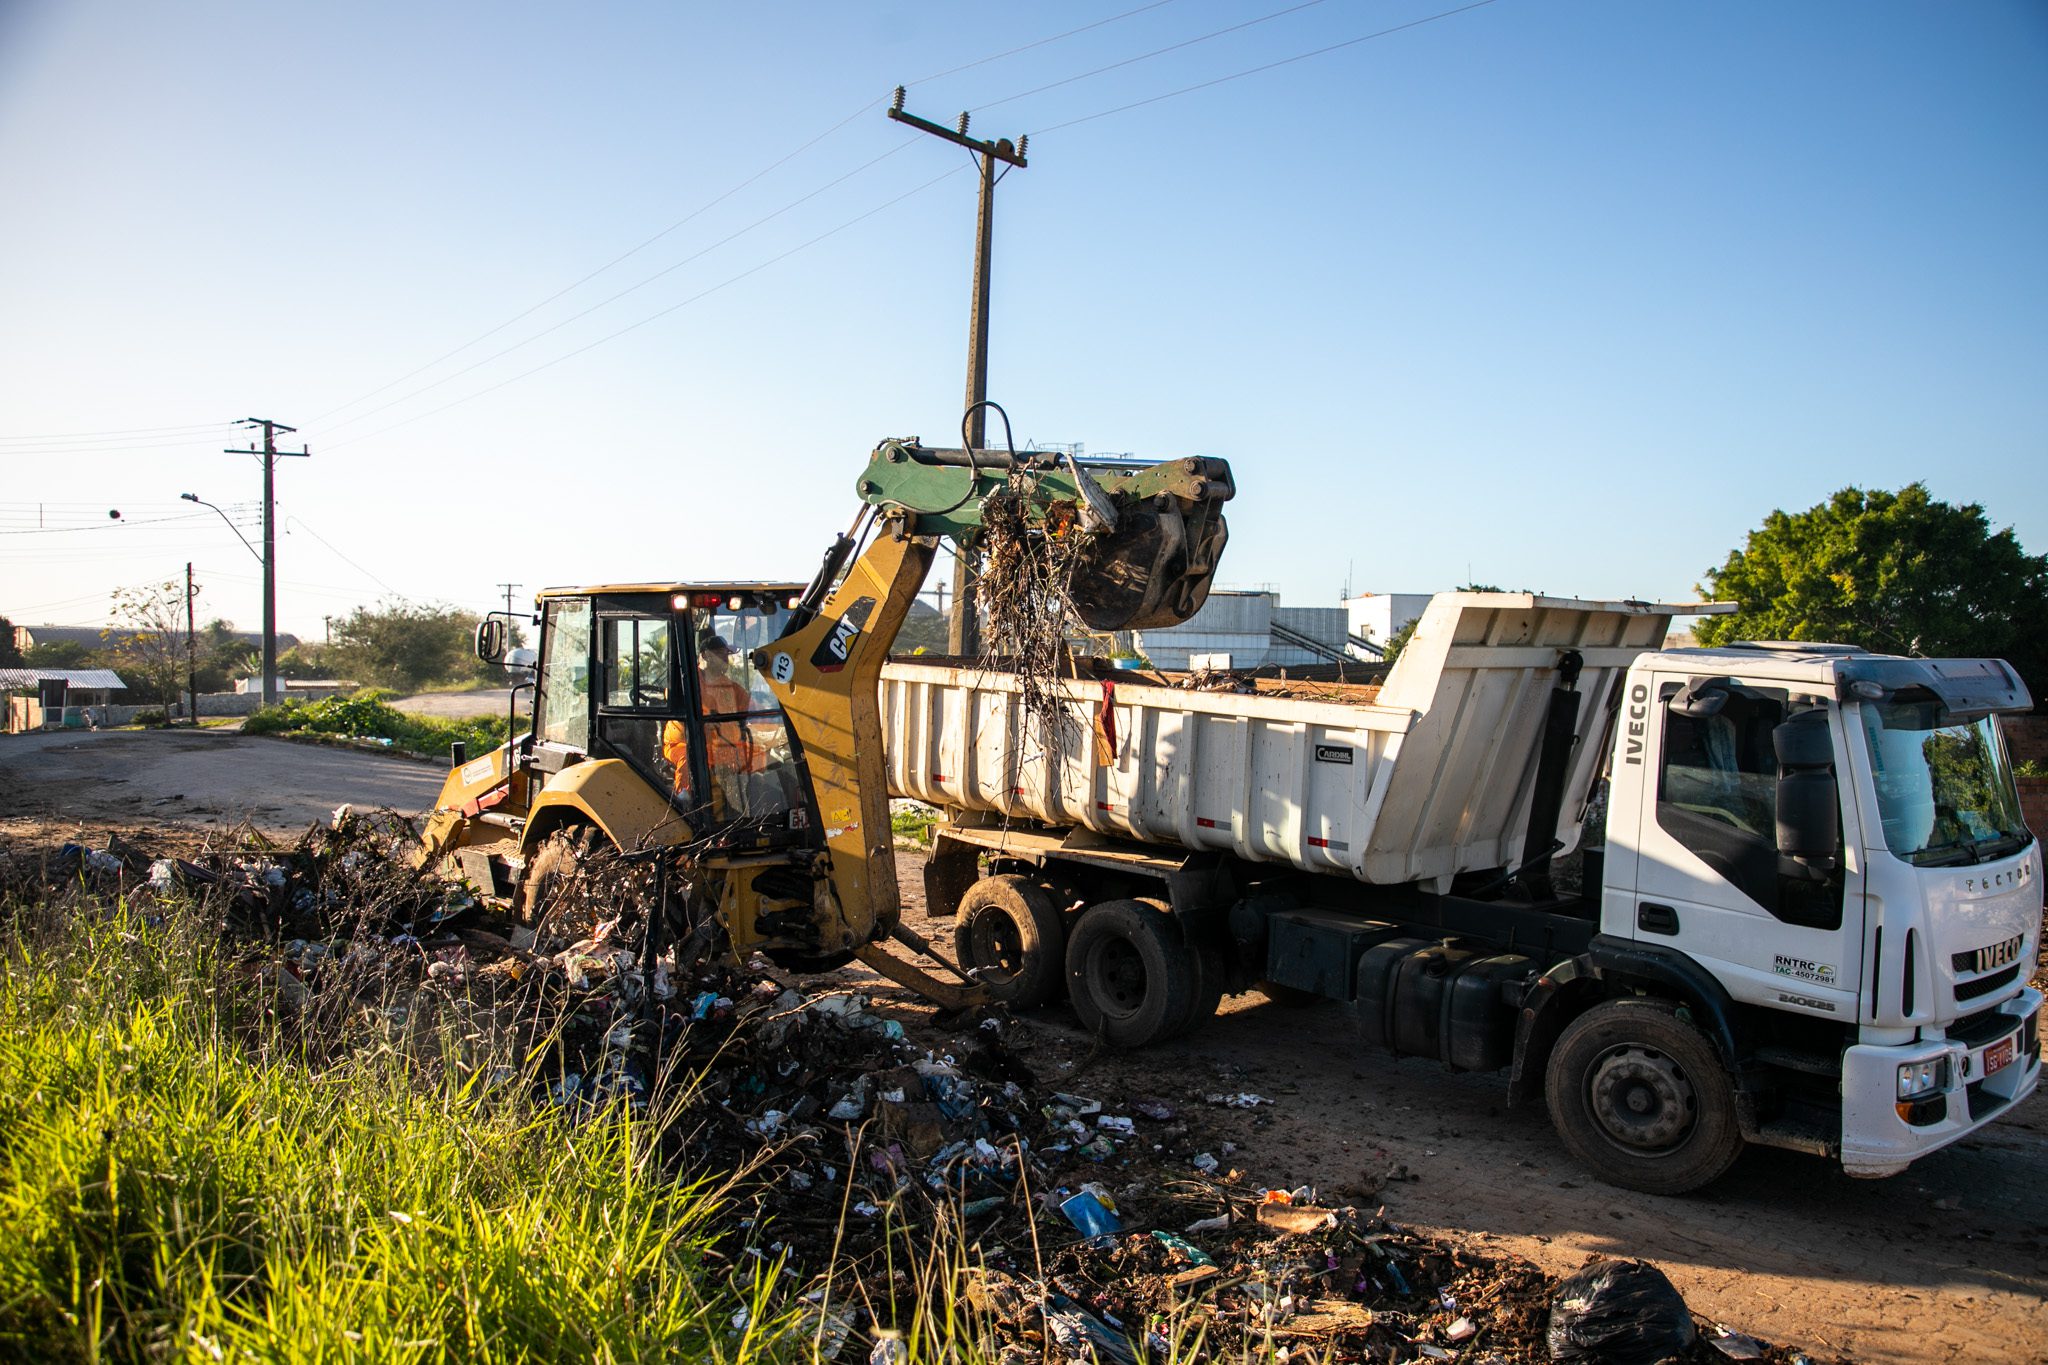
xmin=1773 ymin=710 xmax=1839 ymax=873
xmin=475 ymin=618 xmax=508 ymax=664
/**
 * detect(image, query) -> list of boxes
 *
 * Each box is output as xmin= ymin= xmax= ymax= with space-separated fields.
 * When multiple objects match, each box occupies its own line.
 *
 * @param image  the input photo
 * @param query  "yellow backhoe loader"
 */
xmin=417 ymin=433 xmax=1233 ymax=1003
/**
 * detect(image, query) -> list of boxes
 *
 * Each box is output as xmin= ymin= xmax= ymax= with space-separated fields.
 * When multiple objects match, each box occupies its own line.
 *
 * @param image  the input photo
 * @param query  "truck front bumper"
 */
xmin=1840 ymin=986 xmax=2042 ymax=1178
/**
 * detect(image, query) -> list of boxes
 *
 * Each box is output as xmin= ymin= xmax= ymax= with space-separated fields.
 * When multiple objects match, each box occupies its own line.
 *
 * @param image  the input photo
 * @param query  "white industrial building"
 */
xmin=1343 ymin=592 xmax=1432 ymax=660
xmin=1130 ymin=590 xmax=1353 ymax=670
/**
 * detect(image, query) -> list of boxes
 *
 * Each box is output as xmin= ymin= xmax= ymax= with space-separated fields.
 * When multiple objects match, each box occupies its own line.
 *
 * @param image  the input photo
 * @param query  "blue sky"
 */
xmin=2 ymin=0 xmax=2043 ymax=639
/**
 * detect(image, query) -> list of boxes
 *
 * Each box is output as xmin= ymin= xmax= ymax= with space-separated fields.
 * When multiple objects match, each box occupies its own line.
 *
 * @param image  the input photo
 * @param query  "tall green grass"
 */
xmin=0 ymin=894 xmax=799 ymax=1363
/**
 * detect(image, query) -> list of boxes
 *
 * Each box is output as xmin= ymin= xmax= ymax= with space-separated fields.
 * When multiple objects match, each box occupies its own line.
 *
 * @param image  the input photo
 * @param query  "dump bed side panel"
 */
xmin=1362 ymin=595 xmax=1678 ymax=886
xmin=883 ymin=593 xmax=1686 ymax=886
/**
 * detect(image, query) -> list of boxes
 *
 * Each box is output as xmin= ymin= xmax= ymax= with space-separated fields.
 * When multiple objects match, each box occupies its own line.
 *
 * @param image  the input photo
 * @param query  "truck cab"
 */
xmin=1605 ymin=643 xmax=2041 ymax=1177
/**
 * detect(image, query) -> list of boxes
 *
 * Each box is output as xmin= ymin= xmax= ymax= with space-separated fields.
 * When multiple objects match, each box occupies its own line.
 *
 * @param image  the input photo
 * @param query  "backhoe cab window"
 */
xmin=603 ymin=616 xmax=673 ymax=709
xmin=535 ymin=599 xmax=593 ymax=749
xmin=1657 ymin=681 xmax=1842 ymax=928
xmin=693 ymin=602 xmax=798 ymax=824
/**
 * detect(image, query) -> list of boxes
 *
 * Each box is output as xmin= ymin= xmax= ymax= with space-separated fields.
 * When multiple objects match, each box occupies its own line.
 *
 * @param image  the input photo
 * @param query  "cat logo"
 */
xmin=808 ymin=596 xmax=877 ymax=673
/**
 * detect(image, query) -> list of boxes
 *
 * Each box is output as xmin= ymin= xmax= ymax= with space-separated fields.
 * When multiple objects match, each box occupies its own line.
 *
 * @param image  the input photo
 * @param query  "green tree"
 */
xmin=1695 ymin=485 xmax=2048 ymax=702
xmin=23 ymin=639 xmax=96 ymax=669
xmin=1381 ymin=617 xmax=1420 ymax=664
xmin=0 ymin=617 xmax=23 ymax=669
xmin=107 ymin=580 xmax=192 ymax=717
xmin=326 ymin=601 xmax=493 ymax=691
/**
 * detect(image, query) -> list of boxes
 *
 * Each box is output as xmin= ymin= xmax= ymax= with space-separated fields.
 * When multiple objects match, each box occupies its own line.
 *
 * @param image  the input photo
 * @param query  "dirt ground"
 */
xmin=5 ymin=728 xmax=2045 ymax=1363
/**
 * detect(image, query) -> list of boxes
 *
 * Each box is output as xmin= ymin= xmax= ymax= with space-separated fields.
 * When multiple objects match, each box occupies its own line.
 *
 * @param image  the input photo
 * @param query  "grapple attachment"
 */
xmin=855 ymin=440 xmax=1235 ymax=632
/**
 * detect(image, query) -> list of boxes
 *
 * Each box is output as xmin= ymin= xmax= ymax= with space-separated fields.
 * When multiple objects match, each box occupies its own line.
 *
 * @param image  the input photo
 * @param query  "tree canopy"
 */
xmin=1694 ymin=484 xmax=2048 ymax=701
xmin=325 ymin=601 xmax=503 ymax=691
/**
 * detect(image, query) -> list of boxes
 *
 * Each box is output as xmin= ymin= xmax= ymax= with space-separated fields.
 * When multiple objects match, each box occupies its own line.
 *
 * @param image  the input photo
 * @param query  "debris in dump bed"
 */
xmin=2 ymin=821 xmax=1841 ymax=1365
xmin=974 ymin=471 xmax=1089 ymax=744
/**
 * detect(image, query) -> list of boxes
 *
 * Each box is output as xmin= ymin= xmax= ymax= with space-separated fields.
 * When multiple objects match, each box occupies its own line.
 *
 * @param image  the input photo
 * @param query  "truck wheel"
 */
xmin=954 ymin=874 xmax=1065 ymax=1008
xmin=1180 ymin=941 xmax=1227 ymax=1036
xmin=1065 ymin=900 xmax=1198 ymax=1048
xmin=1545 ymin=998 xmax=1744 ymax=1195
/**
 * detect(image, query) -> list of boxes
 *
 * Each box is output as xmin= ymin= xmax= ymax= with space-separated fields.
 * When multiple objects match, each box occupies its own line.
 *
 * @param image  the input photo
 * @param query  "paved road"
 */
xmin=390 ymin=689 xmax=526 ymax=719
xmin=0 ymin=727 xmax=448 ymax=833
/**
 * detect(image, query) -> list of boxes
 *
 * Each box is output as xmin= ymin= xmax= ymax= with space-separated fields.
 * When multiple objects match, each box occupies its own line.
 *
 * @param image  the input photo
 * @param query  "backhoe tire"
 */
xmin=954 ymin=874 xmax=1066 ymax=1008
xmin=1545 ymin=998 xmax=1745 ymax=1195
xmin=1065 ymin=900 xmax=1198 ymax=1048
xmin=515 ymin=825 xmax=600 ymax=927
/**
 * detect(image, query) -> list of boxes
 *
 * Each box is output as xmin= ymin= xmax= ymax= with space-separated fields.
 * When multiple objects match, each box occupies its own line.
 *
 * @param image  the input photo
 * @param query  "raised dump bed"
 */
xmin=882 ymin=592 xmax=1695 ymax=889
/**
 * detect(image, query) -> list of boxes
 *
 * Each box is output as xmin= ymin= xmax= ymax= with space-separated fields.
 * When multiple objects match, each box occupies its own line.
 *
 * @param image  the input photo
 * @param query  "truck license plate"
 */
xmin=1983 ymin=1036 xmax=2015 ymax=1077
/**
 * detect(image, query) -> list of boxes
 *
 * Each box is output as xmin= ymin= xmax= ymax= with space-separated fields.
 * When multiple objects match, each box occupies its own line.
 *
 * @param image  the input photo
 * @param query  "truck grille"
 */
xmin=1955 ymin=963 xmax=2022 ymax=1002
xmin=1953 ymin=934 xmax=2025 ymax=976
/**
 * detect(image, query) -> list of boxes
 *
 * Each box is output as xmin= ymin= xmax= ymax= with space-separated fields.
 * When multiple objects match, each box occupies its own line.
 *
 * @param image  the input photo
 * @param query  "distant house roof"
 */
xmin=0 ymin=667 xmax=128 ymax=690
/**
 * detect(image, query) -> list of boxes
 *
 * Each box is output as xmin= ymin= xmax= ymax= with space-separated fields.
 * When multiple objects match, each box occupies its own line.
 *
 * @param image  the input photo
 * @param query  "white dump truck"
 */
xmin=884 ymin=592 xmax=2043 ymax=1192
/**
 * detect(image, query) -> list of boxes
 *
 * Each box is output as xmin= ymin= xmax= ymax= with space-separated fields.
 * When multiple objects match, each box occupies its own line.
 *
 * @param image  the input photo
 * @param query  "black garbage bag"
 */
xmin=1547 ymin=1259 xmax=1697 ymax=1364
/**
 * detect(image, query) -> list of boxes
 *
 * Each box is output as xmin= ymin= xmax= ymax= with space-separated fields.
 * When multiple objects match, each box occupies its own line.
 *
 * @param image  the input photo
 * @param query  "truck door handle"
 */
xmin=1637 ymin=902 xmax=1680 ymax=935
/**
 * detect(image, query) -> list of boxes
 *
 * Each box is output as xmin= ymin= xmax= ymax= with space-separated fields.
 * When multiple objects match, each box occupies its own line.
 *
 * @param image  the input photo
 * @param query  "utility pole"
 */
xmin=496 ymin=582 xmax=523 ymax=616
xmin=888 ymin=87 xmax=1028 ymax=655
xmin=224 ymin=417 xmax=309 ymax=706
xmin=185 ymin=562 xmax=197 ymax=728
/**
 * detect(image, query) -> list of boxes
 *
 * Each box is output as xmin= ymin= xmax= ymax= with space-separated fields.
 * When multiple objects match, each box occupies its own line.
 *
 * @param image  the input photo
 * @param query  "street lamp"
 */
xmin=181 ymin=493 xmax=260 ymax=563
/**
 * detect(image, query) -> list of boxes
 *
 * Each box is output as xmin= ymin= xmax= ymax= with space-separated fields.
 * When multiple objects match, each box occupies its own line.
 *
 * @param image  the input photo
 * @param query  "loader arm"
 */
xmin=754 ymin=438 xmax=1233 ymax=997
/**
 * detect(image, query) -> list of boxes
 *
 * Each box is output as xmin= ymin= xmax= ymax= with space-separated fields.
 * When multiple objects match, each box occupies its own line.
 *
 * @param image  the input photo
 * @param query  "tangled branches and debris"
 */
xmin=2 ymin=820 xmax=1837 ymax=1364
xmin=975 ymin=472 xmax=1090 ymax=746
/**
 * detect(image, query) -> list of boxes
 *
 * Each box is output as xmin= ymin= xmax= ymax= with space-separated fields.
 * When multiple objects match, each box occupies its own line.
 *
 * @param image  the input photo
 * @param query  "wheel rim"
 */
xmin=1586 ymin=1043 xmax=1697 ymax=1153
xmin=968 ymin=911 xmax=1026 ymax=984
xmin=1085 ymin=935 xmax=1148 ymax=1021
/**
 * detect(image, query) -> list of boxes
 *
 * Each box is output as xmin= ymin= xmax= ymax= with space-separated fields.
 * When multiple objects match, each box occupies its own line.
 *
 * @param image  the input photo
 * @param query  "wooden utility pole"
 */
xmin=224 ymin=417 xmax=309 ymax=706
xmin=185 ymin=562 xmax=198 ymax=728
xmin=497 ymin=582 xmax=523 ymax=616
xmin=888 ymin=87 xmax=1028 ymax=655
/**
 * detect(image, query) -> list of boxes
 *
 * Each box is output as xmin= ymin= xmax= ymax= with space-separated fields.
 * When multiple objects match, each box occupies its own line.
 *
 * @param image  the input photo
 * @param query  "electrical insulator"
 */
xmin=1017 ymin=134 xmax=1029 ymax=158
xmin=891 ymin=86 xmax=905 ymax=113
xmin=956 ymin=111 xmax=970 ymax=135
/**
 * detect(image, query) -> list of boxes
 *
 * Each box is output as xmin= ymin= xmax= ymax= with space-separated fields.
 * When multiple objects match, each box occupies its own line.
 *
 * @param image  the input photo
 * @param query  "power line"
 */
xmin=974 ymin=0 xmax=1335 ymax=116
xmin=283 ymin=515 xmax=405 ymax=599
xmin=317 ymin=138 xmax=920 ymax=436
xmin=323 ymin=163 xmax=969 ymax=451
xmin=0 ymin=422 xmax=225 ymax=444
xmin=1030 ymin=0 xmax=1504 ymax=136
xmin=309 ymin=1 xmax=1190 ymax=428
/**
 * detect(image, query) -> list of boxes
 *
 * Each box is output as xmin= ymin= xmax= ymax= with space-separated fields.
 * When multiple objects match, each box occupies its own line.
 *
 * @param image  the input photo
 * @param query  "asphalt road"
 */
xmin=0 ymin=727 xmax=448 ymax=833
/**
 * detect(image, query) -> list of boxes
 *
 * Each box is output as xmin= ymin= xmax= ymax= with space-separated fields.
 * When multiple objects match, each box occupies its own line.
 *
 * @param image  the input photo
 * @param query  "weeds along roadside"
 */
xmin=0 ymin=864 xmax=1022 ymax=1363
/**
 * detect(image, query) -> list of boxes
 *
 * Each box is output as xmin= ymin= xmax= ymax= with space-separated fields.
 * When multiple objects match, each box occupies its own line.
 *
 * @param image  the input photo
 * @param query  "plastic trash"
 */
xmin=1707 ymin=1325 xmax=1765 ymax=1360
xmin=1191 ymin=1152 xmax=1220 ymax=1174
xmin=868 ymin=1332 xmax=907 ymax=1364
xmin=1149 ymin=1230 xmax=1215 ymax=1266
xmin=82 ymin=848 xmax=124 ymax=875
xmin=1546 ymin=1259 xmax=1697 ymax=1365
xmin=1446 ymin=1316 xmax=1477 ymax=1342
xmin=1184 ymin=1214 xmax=1230 ymax=1234
xmin=1203 ymin=1091 xmax=1272 ymax=1108
xmin=1060 ymin=1189 xmax=1122 ymax=1247
xmin=1097 ymin=1114 xmax=1136 ymax=1134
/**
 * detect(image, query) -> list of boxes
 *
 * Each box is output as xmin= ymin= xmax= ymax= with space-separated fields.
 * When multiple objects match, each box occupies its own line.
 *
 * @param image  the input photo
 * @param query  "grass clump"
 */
xmin=244 ymin=688 xmax=513 ymax=757
xmin=0 ymin=894 xmax=791 ymax=1363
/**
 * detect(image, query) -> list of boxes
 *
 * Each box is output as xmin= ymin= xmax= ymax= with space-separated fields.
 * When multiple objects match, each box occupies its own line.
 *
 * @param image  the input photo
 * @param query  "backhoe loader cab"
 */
xmin=420 ymin=581 xmax=813 ymax=908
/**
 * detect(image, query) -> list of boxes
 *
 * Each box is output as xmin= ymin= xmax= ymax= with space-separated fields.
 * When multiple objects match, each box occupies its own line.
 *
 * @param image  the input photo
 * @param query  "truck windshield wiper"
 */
xmin=1970 ymin=832 xmax=2032 ymax=862
xmin=1910 ymin=840 xmax=1980 ymax=867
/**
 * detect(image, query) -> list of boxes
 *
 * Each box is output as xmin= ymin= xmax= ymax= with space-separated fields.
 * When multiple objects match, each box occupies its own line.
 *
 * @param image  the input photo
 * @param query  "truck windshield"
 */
xmin=1858 ymin=694 xmax=2031 ymax=865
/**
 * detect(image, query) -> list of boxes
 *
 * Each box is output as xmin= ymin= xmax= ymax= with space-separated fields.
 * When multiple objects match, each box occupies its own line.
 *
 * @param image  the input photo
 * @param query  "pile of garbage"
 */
xmin=5 ymin=819 xmax=1837 ymax=1364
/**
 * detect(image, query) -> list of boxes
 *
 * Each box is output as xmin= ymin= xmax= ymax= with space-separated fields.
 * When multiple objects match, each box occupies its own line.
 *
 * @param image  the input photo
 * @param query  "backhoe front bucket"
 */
xmin=1068 ymin=495 xmax=1230 ymax=632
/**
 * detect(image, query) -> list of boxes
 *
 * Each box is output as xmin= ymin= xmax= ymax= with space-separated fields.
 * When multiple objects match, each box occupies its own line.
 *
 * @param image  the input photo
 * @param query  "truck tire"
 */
xmin=1180 ymin=940 xmax=1227 ymax=1036
xmin=1545 ymin=998 xmax=1744 ymax=1195
xmin=1065 ymin=899 xmax=1198 ymax=1048
xmin=954 ymin=874 xmax=1065 ymax=1008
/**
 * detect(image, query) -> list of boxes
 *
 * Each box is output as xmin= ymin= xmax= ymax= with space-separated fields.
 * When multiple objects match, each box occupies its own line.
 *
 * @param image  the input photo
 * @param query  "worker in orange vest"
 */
xmin=662 ymin=631 xmax=763 ymax=812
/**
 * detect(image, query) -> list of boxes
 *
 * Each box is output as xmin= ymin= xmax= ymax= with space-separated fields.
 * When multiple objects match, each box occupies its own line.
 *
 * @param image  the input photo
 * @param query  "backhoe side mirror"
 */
xmin=475 ymin=618 xmax=508 ymax=664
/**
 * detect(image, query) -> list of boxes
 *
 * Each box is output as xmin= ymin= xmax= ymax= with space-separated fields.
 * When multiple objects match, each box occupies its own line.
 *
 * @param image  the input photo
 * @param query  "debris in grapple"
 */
xmin=974 ymin=471 xmax=1092 ymax=744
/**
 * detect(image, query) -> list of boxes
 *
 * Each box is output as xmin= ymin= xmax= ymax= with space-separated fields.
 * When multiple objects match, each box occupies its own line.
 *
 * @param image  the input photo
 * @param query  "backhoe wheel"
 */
xmin=515 ymin=825 xmax=599 ymax=926
xmin=954 ymin=875 xmax=1066 ymax=1008
xmin=1065 ymin=900 xmax=1198 ymax=1048
xmin=1545 ymin=998 xmax=1745 ymax=1195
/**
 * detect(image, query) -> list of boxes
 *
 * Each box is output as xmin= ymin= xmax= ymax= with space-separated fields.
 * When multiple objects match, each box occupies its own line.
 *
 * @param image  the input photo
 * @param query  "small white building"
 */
xmin=1132 ymin=591 xmax=1352 ymax=670
xmin=1343 ymin=592 xmax=1432 ymax=660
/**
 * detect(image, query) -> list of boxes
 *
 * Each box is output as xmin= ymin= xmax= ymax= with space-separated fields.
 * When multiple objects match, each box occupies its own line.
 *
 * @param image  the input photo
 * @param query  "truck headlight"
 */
xmin=1897 ymin=1058 xmax=1950 ymax=1101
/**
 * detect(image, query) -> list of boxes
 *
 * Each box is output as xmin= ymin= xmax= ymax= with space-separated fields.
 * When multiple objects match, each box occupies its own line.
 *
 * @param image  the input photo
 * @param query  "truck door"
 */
xmin=532 ymin=596 xmax=595 ymax=766
xmin=1628 ymin=673 xmax=1861 ymax=1020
